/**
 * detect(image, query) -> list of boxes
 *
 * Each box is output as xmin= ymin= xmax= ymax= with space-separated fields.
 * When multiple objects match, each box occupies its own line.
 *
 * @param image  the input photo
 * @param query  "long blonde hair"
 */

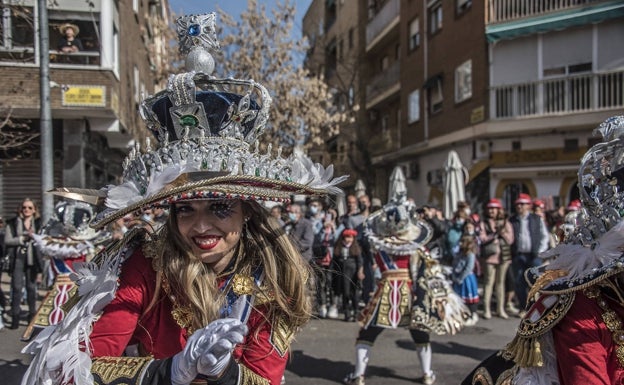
xmin=155 ymin=200 xmax=314 ymax=333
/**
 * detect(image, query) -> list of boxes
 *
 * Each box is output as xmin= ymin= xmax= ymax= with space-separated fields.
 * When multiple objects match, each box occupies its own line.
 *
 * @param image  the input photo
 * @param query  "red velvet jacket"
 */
xmin=89 ymin=249 xmax=289 ymax=385
xmin=552 ymin=290 xmax=624 ymax=385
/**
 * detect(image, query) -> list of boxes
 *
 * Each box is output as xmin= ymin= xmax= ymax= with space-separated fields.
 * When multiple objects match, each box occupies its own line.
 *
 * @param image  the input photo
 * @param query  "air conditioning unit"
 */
xmin=474 ymin=140 xmax=490 ymax=160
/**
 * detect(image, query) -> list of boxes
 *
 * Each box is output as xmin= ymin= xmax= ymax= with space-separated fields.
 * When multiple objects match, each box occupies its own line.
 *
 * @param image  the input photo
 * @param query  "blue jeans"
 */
xmin=512 ymin=252 xmax=541 ymax=310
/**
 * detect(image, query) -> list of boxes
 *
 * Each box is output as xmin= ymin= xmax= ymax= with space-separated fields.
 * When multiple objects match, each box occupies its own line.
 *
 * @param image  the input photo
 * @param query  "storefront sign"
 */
xmin=62 ymin=85 xmax=106 ymax=107
xmin=470 ymin=105 xmax=485 ymax=124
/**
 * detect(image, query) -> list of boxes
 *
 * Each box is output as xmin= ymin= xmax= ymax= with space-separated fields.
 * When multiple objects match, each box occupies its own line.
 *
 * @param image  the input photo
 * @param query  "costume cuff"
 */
xmin=196 ymin=359 xmax=240 ymax=385
xmin=92 ymin=356 xmax=166 ymax=385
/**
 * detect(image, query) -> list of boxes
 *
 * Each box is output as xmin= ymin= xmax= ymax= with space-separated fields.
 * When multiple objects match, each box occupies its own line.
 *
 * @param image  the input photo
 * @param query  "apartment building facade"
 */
xmin=357 ymin=0 xmax=624 ymax=213
xmin=0 ymin=0 xmax=170 ymax=216
xmin=303 ymin=0 xmax=361 ymax=192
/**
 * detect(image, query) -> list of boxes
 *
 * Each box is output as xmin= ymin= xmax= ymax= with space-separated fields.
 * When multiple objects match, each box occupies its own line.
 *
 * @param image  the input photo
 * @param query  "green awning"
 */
xmin=486 ymin=1 xmax=624 ymax=43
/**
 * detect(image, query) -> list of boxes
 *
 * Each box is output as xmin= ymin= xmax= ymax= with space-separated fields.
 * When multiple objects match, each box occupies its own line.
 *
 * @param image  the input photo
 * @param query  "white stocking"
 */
xmin=416 ymin=343 xmax=432 ymax=376
xmin=353 ymin=343 xmax=370 ymax=377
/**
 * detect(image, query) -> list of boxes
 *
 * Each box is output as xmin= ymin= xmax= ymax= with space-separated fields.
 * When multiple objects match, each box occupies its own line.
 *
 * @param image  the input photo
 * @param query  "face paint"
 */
xmin=209 ymin=200 xmax=237 ymax=219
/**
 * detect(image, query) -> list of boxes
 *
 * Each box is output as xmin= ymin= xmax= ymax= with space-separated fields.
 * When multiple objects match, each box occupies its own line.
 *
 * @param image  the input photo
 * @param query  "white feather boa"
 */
xmin=540 ymin=220 xmax=624 ymax=288
xmin=21 ymin=246 xmax=131 ymax=385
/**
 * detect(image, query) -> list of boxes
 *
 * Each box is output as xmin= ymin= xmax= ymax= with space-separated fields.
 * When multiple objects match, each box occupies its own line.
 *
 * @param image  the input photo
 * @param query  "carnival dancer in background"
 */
xmin=21 ymin=12 xmax=347 ymax=385
xmin=21 ymin=200 xmax=110 ymax=341
xmin=343 ymin=186 xmax=468 ymax=385
xmin=462 ymin=115 xmax=624 ymax=385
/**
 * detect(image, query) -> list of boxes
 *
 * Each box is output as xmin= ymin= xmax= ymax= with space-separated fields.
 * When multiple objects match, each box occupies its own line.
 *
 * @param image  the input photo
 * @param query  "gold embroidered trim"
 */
xmin=584 ymin=285 xmax=624 ymax=368
xmin=502 ymin=292 xmax=575 ymax=367
xmin=528 ymin=269 xmax=568 ymax=300
xmin=271 ymin=315 xmax=296 ymax=357
xmin=91 ymin=356 xmax=153 ymax=384
xmin=472 ymin=367 xmax=494 ymax=385
xmin=161 ymin=273 xmax=195 ymax=334
xmin=231 ymin=274 xmax=255 ymax=296
xmin=240 ymin=364 xmax=270 ymax=385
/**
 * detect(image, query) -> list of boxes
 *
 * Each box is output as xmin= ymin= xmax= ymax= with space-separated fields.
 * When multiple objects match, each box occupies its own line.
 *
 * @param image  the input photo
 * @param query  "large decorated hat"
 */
xmin=92 ymin=13 xmax=347 ymax=228
xmin=365 ymin=166 xmax=432 ymax=255
xmin=528 ymin=115 xmax=624 ymax=293
xmin=33 ymin=200 xmax=110 ymax=259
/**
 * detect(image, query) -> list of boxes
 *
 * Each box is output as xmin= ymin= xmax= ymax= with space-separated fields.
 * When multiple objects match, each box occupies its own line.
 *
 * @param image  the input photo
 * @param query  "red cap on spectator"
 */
xmin=533 ymin=199 xmax=545 ymax=209
xmin=566 ymin=199 xmax=581 ymax=211
xmin=514 ymin=193 xmax=532 ymax=205
xmin=342 ymin=229 xmax=358 ymax=237
xmin=486 ymin=198 xmax=503 ymax=209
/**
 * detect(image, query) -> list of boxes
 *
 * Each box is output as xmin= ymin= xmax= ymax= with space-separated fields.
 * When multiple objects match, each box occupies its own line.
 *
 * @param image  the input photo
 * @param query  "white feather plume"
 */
xmin=21 ymin=248 xmax=129 ymax=385
xmin=104 ymin=181 xmax=142 ymax=210
xmin=144 ymin=164 xmax=185 ymax=198
xmin=542 ymin=220 xmax=624 ymax=287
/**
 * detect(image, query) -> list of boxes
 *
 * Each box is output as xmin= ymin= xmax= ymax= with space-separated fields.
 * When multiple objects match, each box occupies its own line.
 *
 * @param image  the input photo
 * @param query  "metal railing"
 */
xmin=490 ymin=70 xmax=624 ymax=119
xmin=366 ymin=0 xmax=400 ymax=47
xmin=486 ymin=0 xmax=603 ymax=24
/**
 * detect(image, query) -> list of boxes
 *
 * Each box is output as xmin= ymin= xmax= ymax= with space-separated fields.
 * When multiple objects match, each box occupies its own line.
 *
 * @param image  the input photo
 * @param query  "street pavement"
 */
xmin=0 ymin=275 xmax=517 ymax=385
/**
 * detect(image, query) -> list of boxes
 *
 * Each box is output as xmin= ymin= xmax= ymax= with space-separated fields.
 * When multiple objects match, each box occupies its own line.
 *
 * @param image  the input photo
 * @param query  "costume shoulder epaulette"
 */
xmin=502 ymin=292 xmax=575 ymax=368
xmin=270 ymin=314 xmax=296 ymax=357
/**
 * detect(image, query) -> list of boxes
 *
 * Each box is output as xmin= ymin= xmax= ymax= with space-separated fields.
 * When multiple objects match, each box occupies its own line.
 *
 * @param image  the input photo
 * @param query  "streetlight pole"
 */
xmin=38 ymin=0 xmax=53 ymax=222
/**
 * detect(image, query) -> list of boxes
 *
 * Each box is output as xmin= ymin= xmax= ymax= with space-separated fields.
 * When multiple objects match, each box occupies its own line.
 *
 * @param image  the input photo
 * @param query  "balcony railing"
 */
xmin=366 ymin=0 xmax=399 ymax=48
xmin=486 ymin=0 xmax=602 ymax=24
xmin=369 ymin=129 xmax=395 ymax=155
xmin=490 ymin=70 xmax=624 ymax=119
xmin=366 ymin=61 xmax=400 ymax=106
xmin=50 ymin=51 xmax=101 ymax=66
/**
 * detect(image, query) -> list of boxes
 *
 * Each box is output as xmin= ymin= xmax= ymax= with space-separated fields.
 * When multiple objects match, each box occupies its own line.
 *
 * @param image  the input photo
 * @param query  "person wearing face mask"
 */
xmin=308 ymin=199 xmax=337 ymax=318
xmin=334 ymin=228 xmax=364 ymax=322
xmin=446 ymin=201 xmax=472 ymax=263
xmin=285 ymin=203 xmax=315 ymax=262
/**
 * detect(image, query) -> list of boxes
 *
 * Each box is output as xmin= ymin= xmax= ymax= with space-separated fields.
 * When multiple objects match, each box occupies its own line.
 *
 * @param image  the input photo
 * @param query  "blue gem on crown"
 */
xmin=188 ymin=24 xmax=201 ymax=36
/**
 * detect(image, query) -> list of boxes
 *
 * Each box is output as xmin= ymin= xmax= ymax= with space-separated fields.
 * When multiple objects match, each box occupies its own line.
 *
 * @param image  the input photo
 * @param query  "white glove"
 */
xmin=170 ymin=325 xmax=210 ymax=385
xmin=197 ymin=318 xmax=248 ymax=378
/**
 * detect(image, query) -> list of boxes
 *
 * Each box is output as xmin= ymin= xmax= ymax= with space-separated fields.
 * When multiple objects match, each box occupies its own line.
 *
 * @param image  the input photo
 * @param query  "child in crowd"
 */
xmin=334 ymin=228 xmax=364 ymax=322
xmin=452 ymin=234 xmax=480 ymax=326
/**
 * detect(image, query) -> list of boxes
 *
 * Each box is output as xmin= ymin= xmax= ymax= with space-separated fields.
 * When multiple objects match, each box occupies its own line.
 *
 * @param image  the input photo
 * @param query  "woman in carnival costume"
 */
xmin=22 ymin=13 xmax=346 ymax=385
xmin=462 ymin=115 xmax=624 ymax=385
xmin=22 ymin=200 xmax=110 ymax=341
xmin=343 ymin=167 xmax=469 ymax=385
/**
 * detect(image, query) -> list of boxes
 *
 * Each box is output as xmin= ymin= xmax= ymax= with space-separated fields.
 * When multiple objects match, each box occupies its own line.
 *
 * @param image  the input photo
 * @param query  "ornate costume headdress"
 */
xmin=365 ymin=167 xmax=432 ymax=254
xmin=33 ymin=200 xmax=110 ymax=260
xmin=528 ymin=115 xmax=624 ymax=292
xmin=92 ymin=13 xmax=347 ymax=228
